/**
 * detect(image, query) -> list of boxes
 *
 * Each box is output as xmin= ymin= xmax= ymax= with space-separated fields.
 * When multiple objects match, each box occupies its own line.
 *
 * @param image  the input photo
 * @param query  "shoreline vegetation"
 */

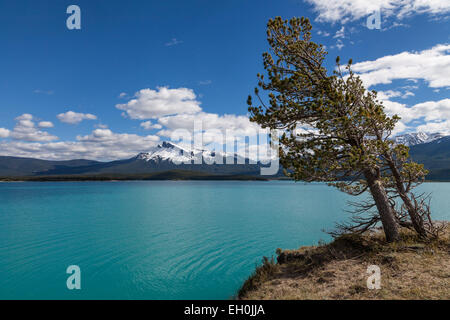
xmin=0 ymin=170 xmax=450 ymax=183
xmin=0 ymin=170 xmax=271 ymax=182
xmin=1 ymin=172 xmax=449 ymax=182
xmin=238 ymin=224 xmax=449 ymax=300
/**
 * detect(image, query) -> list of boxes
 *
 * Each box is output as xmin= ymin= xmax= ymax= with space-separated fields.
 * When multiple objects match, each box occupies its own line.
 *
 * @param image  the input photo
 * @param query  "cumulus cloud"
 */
xmin=116 ymin=86 xmax=269 ymax=150
xmin=140 ymin=121 xmax=163 ymax=130
xmin=154 ymin=111 xmax=268 ymax=147
xmin=382 ymin=98 xmax=450 ymax=135
xmin=377 ymin=90 xmax=415 ymax=100
xmin=352 ymin=44 xmax=450 ymax=89
xmin=57 ymin=111 xmax=98 ymax=124
xmin=38 ymin=121 xmax=54 ymax=128
xmin=16 ymin=113 xmax=33 ymax=123
xmin=306 ymin=0 xmax=450 ymax=23
xmin=0 ymin=128 xmax=160 ymax=161
xmin=391 ymin=120 xmax=408 ymax=136
xmin=8 ymin=114 xmax=58 ymax=142
xmin=76 ymin=128 xmax=159 ymax=146
xmin=404 ymin=98 xmax=450 ymax=122
xmin=0 ymin=85 xmax=269 ymax=160
xmin=72 ymin=129 xmax=159 ymax=160
xmin=416 ymin=120 xmax=450 ymax=134
xmin=157 ymin=112 xmax=261 ymax=134
xmin=116 ymin=87 xmax=202 ymax=120
xmin=0 ymin=128 xmax=10 ymax=138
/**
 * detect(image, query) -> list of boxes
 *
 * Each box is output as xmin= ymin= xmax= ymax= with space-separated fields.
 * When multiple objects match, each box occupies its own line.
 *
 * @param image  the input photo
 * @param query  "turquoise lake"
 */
xmin=0 ymin=181 xmax=449 ymax=299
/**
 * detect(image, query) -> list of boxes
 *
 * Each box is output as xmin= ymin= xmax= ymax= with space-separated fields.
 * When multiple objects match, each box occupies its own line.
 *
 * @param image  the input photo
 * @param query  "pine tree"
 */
xmin=248 ymin=17 xmax=441 ymax=242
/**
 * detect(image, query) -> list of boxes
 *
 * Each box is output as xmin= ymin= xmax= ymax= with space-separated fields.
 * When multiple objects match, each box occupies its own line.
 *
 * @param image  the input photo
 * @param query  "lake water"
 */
xmin=0 ymin=181 xmax=448 ymax=299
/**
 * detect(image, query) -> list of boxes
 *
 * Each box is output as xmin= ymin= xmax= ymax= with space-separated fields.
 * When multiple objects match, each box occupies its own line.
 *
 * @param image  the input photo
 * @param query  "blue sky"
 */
xmin=0 ymin=0 xmax=449 ymax=160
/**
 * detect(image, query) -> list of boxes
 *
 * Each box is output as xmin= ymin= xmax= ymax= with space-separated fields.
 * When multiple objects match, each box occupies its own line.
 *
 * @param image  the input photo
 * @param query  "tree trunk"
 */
xmin=398 ymin=193 xmax=427 ymax=238
xmin=364 ymin=170 xmax=400 ymax=242
xmin=385 ymin=160 xmax=428 ymax=238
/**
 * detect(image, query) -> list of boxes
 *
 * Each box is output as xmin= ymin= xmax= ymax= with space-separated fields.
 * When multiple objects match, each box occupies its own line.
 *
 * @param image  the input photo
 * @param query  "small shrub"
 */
xmin=238 ymin=256 xmax=279 ymax=299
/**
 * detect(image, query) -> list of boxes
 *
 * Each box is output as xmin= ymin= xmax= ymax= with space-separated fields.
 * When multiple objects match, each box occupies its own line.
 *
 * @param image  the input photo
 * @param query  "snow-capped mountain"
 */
xmin=0 ymin=141 xmax=273 ymax=177
xmin=135 ymin=141 xmax=245 ymax=164
xmin=136 ymin=141 xmax=197 ymax=164
xmin=394 ymin=132 xmax=446 ymax=146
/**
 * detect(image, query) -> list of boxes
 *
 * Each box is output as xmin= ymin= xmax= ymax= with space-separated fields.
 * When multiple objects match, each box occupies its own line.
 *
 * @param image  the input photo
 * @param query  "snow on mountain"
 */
xmin=394 ymin=132 xmax=446 ymax=147
xmin=136 ymin=141 xmax=243 ymax=164
xmin=137 ymin=142 xmax=193 ymax=163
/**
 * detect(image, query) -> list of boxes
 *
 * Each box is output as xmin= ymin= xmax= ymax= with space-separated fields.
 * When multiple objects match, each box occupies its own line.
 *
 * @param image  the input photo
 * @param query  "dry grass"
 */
xmin=239 ymin=224 xmax=450 ymax=300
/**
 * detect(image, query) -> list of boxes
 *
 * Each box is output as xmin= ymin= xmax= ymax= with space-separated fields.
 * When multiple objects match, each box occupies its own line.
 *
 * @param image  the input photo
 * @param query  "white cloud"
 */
xmin=402 ymin=91 xmax=415 ymax=98
xmin=72 ymin=129 xmax=160 ymax=160
xmin=407 ymin=99 xmax=450 ymax=123
xmin=391 ymin=120 xmax=408 ymax=136
xmin=381 ymin=21 xmax=410 ymax=31
xmin=77 ymin=128 xmax=159 ymax=144
xmin=306 ymin=0 xmax=450 ymax=23
xmin=115 ymin=86 xmax=270 ymax=149
xmin=140 ymin=121 xmax=163 ymax=130
xmin=335 ymin=39 xmax=344 ymax=50
xmin=0 ymin=85 xmax=268 ymax=160
xmin=352 ymin=44 xmax=450 ymax=89
xmin=317 ymin=30 xmax=331 ymax=37
xmin=0 ymin=81 xmax=275 ymax=163
xmin=382 ymin=98 xmax=450 ymax=135
xmin=0 ymin=128 xmax=160 ymax=161
xmin=155 ymin=111 xmax=267 ymax=147
xmin=57 ymin=111 xmax=98 ymax=124
xmin=38 ymin=121 xmax=54 ymax=128
xmin=9 ymin=114 xmax=58 ymax=142
xmin=416 ymin=120 xmax=450 ymax=134
xmin=157 ymin=112 xmax=260 ymax=135
xmin=116 ymin=87 xmax=202 ymax=120
xmin=0 ymin=128 xmax=10 ymax=138
xmin=377 ymin=89 xmax=415 ymax=100
xmin=333 ymin=26 xmax=345 ymax=38
xmin=16 ymin=113 xmax=33 ymax=121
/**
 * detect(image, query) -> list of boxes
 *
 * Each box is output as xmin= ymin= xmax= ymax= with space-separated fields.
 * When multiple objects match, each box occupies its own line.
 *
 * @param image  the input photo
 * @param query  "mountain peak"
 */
xmin=136 ymin=141 xmax=190 ymax=162
xmin=394 ymin=132 xmax=446 ymax=146
xmin=135 ymin=141 xmax=247 ymax=165
xmin=158 ymin=141 xmax=177 ymax=149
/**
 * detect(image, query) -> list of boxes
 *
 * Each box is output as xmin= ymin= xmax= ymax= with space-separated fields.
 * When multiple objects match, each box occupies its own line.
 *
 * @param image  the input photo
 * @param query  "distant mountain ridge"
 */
xmin=392 ymin=132 xmax=450 ymax=180
xmin=409 ymin=136 xmax=450 ymax=180
xmin=0 ymin=141 xmax=267 ymax=178
xmin=1 ymin=137 xmax=450 ymax=180
xmin=0 ymin=157 xmax=101 ymax=177
xmin=394 ymin=132 xmax=446 ymax=146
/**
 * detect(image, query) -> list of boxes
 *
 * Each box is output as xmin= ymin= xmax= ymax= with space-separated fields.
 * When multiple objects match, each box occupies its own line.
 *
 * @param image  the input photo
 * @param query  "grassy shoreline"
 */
xmin=238 ymin=224 xmax=449 ymax=300
xmin=1 ymin=174 xmax=449 ymax=182
xmin=0 ymin=170 xmax=270 ymax=182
